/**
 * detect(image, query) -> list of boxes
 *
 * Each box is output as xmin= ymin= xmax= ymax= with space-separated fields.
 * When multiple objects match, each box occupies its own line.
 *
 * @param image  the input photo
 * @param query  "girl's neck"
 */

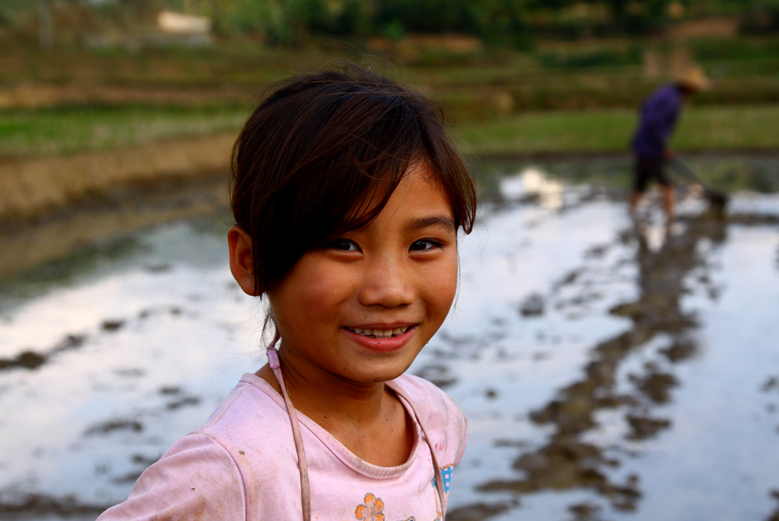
xmin=256 ymin=347 xmax=413 ymax=466
xmin=258 ymin=347 xmax=392 ymax=422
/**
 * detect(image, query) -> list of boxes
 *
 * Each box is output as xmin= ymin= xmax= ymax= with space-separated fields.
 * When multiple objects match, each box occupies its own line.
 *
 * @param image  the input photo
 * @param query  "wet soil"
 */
xmin=0 ymin=171 xmax=230 ymax=281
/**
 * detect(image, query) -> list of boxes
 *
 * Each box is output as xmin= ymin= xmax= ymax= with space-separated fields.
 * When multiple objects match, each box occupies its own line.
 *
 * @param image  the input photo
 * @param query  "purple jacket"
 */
xmin=632 ymin=84 xmax=684 ymax=159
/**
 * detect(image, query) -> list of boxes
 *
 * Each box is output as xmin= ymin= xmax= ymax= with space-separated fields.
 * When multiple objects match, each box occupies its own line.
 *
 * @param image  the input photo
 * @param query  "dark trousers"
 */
xmin=634 ymin=155 xmax=671 ymax=193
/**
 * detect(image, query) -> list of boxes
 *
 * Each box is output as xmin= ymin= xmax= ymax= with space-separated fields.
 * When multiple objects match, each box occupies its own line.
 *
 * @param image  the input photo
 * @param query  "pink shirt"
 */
xmin=97 ymin=373 xmax=467 ymax=520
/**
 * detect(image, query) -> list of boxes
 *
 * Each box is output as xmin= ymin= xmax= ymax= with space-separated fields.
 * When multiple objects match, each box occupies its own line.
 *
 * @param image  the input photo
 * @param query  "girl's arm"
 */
xmin=97 ymin=434 xmax=246 ymax=520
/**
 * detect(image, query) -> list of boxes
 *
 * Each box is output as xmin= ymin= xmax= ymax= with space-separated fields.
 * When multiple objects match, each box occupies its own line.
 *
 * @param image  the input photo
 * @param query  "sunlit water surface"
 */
xmin=1 ymin=157 xmax=778 ymax=521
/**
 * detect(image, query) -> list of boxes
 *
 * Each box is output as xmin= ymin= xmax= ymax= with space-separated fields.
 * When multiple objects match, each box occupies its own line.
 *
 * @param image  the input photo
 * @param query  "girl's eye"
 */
xmin=326 ymin=239 xmax=360 ymax=252
xmin=410 ymin=239 xmax=443 ymax=252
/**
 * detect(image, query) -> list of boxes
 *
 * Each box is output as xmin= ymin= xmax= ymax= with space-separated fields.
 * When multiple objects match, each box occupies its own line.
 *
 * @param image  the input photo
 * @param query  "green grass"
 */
xmin=3 ymin=102 xmax=779 ymax=160
xmin=0 ymin=104 xmax=249 ymax=158
xmin=452 ymin=104 xmax=779 ymax=156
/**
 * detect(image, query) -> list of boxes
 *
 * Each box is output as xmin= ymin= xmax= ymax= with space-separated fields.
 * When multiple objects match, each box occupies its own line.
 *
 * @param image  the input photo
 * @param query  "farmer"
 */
xmin=630 ymin=65 xmax=710 ymax=220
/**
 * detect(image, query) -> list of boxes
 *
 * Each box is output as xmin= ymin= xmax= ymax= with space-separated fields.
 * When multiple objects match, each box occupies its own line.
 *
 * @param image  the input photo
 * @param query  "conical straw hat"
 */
xmin=675 ymin=65 xmax=711 ymax=91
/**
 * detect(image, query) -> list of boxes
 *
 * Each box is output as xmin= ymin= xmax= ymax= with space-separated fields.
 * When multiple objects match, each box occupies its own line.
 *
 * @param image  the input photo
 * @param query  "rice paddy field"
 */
xmin=1 ymin=156 xmax=779 ymax=520
xmin=2 ymin=32 xmax=779 ymax=521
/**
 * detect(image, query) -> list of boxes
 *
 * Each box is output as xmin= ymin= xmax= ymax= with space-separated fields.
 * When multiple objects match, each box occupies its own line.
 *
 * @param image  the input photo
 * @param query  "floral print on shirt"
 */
xmin=355 ymin=493 xmax=384 ymax=521
xmin=354 ymin=493 xmax=421 ymax=521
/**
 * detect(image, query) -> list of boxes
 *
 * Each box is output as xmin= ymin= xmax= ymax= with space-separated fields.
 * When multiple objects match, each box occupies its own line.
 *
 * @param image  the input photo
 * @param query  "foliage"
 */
xmin=2 ymin=1 xmax=779 ymax=55
xmin=740 ymin=0 xmax=779 ymax=34
xmin=6 ymin=0 xmax=778 ymax=49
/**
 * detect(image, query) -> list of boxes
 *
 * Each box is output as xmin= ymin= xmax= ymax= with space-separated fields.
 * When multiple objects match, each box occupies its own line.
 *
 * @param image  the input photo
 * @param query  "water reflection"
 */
xmin=0 ymin=173 xmax=228 ymax=283
xmin=445 ymin=160 xmax=779 ymax=521
xmin=500 ymin=167 xmax=566 ymax=211
xmin=470 ymin=206 xmax=727 ymax=513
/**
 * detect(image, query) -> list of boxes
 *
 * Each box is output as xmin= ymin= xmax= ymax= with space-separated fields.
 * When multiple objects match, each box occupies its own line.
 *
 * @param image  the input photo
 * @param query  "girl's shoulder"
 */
xmin=389 ymin=374 xmax=468 ymax=468
xmin=97 ymin=375 xmax=301 ymax=520
xmin=390 ymin=373 xmax=460 ymax=408
xmin=195 ymin=372 xmax=298 ymax=445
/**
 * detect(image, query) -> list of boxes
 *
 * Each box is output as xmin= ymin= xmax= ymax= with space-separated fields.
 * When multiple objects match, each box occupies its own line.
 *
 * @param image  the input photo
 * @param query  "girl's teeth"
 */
xmin=349 ymin=326 xmax=409 ymax=337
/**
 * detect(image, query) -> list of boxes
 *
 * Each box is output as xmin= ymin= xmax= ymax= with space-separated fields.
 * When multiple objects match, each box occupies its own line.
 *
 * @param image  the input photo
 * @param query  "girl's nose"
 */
xmin=357 ymin=258 xmax=415 ymax=308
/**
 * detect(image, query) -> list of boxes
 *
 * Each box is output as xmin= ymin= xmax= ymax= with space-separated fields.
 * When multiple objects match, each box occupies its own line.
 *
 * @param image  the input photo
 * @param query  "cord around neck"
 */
xmin=266 ymin=338 xmax=312 ymax=521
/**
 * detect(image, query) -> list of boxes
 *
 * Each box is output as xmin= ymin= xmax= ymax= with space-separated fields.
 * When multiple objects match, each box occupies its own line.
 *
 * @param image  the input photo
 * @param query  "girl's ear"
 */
xmin=227 ymin=225 xmax=260 ymax=296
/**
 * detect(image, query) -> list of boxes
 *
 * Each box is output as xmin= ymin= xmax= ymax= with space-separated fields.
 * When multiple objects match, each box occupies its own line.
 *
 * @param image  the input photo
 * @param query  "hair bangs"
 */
xmin=230 ymin=64 xmax=477 ymax=296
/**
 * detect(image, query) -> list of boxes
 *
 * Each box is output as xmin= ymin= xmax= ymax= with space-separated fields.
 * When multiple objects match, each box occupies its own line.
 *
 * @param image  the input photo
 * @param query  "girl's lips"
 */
xmin=343 ymin=324 xmax=418 ymax=352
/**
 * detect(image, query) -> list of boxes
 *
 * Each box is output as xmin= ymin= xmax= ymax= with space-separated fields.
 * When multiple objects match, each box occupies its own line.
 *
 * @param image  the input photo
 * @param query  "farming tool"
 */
xmin=670 ymin=156 xmax=729 ymax=215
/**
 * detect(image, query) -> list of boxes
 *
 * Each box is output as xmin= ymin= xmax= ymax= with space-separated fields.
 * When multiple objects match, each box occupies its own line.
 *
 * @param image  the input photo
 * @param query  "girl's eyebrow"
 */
xmin=407 ymin=215 xmax=456 ymax=232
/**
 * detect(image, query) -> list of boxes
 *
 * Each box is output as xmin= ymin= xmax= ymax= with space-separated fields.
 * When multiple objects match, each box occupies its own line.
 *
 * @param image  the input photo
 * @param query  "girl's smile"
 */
xmin=343 ymin=324 xmax=418 ymax=352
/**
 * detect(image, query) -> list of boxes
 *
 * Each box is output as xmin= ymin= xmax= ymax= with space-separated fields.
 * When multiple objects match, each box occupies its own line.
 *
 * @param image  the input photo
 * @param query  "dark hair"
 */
xmin=230 ymin=64 xmax=477 ymax=296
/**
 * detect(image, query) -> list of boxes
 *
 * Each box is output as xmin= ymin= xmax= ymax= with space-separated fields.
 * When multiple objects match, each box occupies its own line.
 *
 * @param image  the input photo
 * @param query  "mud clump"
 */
xmin=479 ymin=439 xmax=640 ymax=511
xmin=626 ymin=415 xmax=671 ymax=440
xmin=415 ymin=364 xmax=458 ymax=388
xmin=766 ymin=489 xmax=779 ymax=521
xmin=585 ymin=245 xmax=608 ymax=259
xmin=512 ymin=441 xmax=605 ymax=489
xmin=101 ymin=319 xmax=125 ymax=332
xmin=0 ymin=333 xmax=88 ymax=372
xmin=0 ymin=350 xmax=47 ymax=370
xmin=530 ymin=395 xmax=599 ymax=435
xmin=560 ymin=269 xmax=582 ymax=286
xmin=568 ymin=502 xmax=604 ymax=521
xmin=660 ymin=340 xmax=697 ymax=363
xmin=132 ymin=453 xmax=159 ymax=465
xmin=520 ymin=293 xmax=546 ymax=317
xmin=630 ymin=369 xmax=678 ymax=404
xmin=609 ymin=302 xmax=641 ymax=318
xmin=112 ymin=470 xmax=145 ymax=484
xmin=0 ymin=493 xmax=109 ymax=518
xmin=447 ymin=500 xmax=517 ymax=521
xmin=56 ymin=333 xmax=87 ymax=351
xmin=166 ymin=396 xmax=201 ymax=410
xmin=85 ymin=419 xmax=143 ymax=436
xmin=145 ymin=262 xmax=171 ymax=273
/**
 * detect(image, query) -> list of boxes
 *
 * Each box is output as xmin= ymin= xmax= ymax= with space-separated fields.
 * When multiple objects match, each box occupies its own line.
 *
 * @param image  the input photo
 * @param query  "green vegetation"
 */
xmin=2 ymin=2 xmax=779 ymax=159
xmin=452 ymin=104 xmax=779 ymax=155
xmin=0 ymin=1 xmax=776 ymax=232
xmin=3 ymin=101 xmax=779 ymax=159
xmin=4 ymin=0 xmax=779 ymax=49
xmin=0 ymin=104 xmax=248 ymax=158
xmin=453 ymin=109 xmax=636 ymax=155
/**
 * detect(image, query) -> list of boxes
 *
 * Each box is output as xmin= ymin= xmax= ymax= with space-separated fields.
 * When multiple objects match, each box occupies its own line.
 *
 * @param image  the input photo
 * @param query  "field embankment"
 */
xmin=2 ymin=37 xmax=779 ymax=223
xmin=0 ymin=133 xmax=234 ymax=224
xmin=4 ymin=101 xmax=779 ymax=225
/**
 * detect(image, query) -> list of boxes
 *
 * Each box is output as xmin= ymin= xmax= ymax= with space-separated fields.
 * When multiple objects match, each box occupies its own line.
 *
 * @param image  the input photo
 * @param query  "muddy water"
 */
xmin=1 ymin=156 xmax=778 ymax=520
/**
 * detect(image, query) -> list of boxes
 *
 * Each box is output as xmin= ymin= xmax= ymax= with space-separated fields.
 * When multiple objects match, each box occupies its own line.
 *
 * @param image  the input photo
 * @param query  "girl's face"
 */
xmin=268 ymin=164 xmax=458 ymax=385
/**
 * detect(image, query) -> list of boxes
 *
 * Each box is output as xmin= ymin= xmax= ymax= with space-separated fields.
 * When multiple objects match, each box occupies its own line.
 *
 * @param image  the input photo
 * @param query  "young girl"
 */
xmin=98 ymin=65 xmax=477 ymax=521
